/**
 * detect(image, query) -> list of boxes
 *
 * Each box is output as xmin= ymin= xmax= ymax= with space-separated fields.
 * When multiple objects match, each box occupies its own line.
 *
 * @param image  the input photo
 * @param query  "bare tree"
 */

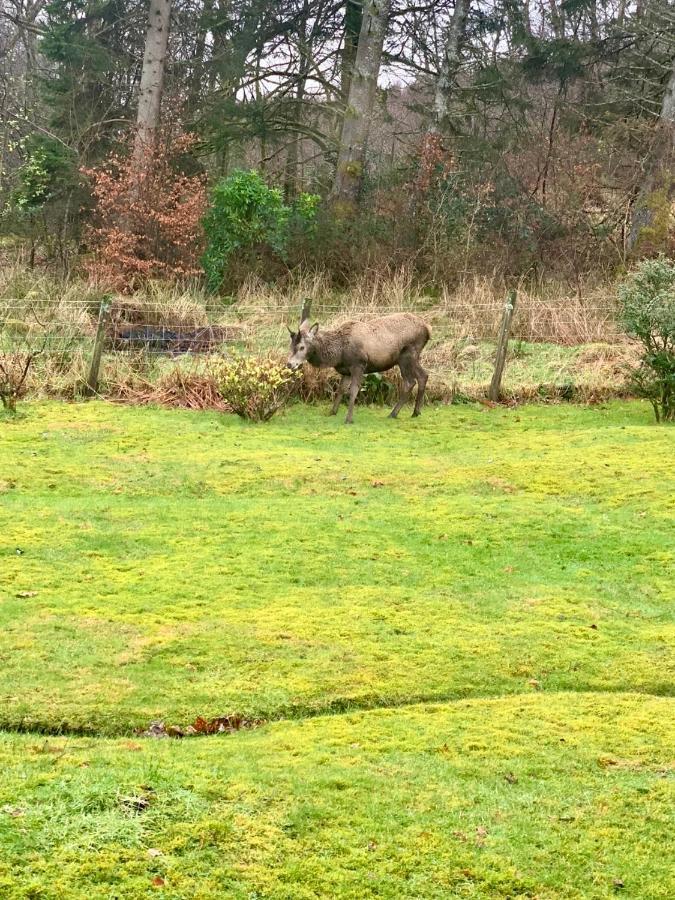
xmin=133 ymin=0 xmax=172 ymax=165
xmin=331 ymin=0 xmax=391 ymax=211
xmin=429 ymin=0 xmax=471 ymax=135
xmin=628 ymin=51 xmax=675 ymax=252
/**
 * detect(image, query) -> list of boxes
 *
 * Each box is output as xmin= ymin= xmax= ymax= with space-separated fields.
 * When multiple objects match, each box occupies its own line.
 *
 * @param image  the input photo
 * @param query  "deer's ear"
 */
xmin=287 ymin=325 xmax=295 ymax=336
xmin=309 ymin=322 xmax=319 ymax=336
xmin=299 ymin=318 xmax=310 ymax=333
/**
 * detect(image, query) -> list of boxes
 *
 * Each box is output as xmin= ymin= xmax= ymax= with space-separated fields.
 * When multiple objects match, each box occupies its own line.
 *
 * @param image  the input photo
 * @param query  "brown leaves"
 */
xmin=2 ymin=805 xmax=25 ymax=818
xmin=450 ymin=826 xmax=490 ymax=848
xmin=188 ymin=714 xmax=257 ymax=736
xmin=120 ymin=788 xmax=154 ymax=814
xmin=83 ymin=132 xmax=206 ymax=293
xmin=140 ymin=714 xmax=262 ymax=739
xmin=16 ymin=590 xmax=38 ymax=598
xmin=140 ymin=721 xmax=176 ymax=739
xmin=112 ymin=370 xmax=228 ymax=412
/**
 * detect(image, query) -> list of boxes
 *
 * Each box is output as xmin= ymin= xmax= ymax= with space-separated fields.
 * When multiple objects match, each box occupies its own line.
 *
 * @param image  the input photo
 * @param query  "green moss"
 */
xmin=0 ymin=401 xmax=672 ymax=735
xmin=342 ymin=160 xmax=363 ymax=178
xmin=0 ymin=400 xmax=673 ymax=896
xmin=633 ymin=175 xmax=674 ymax=255
xmin=0 ymin=693 xmax=673 ymax=898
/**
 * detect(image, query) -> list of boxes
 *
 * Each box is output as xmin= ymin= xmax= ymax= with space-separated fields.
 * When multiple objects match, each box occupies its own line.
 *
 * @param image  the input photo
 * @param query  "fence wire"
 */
xmin=0 ymin=295 xmax=620 ymax=358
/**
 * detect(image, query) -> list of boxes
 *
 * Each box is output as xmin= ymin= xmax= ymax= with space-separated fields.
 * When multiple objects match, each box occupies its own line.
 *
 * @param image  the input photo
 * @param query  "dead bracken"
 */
xmin=139 ymin=714 xmax=264 ymax=739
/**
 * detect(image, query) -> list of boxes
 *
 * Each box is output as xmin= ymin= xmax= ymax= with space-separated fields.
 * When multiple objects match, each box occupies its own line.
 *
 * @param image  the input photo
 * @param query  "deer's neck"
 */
xmin=309 ymin=331 xmax=342 ymax=368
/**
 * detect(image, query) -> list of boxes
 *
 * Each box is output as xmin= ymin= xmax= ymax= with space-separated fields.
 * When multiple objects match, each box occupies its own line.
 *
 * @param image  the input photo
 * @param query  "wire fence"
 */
xmin=0 ymin=291 xmax=633 ymax=412
xmin=0 ymin=293 xmax=620 ymax=358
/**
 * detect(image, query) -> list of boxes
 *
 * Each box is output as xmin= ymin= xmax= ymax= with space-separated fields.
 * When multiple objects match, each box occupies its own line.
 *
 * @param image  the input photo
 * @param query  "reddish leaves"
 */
xmin=188 ymin=714 xmax=256 ymax=735
xmin=83 ymin=132 xmax=206 ymax=293
xmin=140 ymin=714 xmax=262 ymax=739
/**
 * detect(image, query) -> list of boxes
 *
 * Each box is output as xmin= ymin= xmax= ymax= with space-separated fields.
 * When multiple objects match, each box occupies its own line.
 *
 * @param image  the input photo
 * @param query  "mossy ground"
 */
xmin=0 ymin=400 xmax=673 ymax=897
xmin=1 ymin=694 xmax=673 ymax=899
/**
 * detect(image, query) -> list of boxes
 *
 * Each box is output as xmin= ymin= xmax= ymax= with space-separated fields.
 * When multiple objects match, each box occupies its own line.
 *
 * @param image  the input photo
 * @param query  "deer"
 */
xmin=287 ymin=301 xmax=431 ymax=424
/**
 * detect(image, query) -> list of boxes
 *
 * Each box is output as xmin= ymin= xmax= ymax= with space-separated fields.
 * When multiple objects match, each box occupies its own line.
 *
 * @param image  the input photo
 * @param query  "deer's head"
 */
xmin=286 ymin=319 xmax=319 ymax=370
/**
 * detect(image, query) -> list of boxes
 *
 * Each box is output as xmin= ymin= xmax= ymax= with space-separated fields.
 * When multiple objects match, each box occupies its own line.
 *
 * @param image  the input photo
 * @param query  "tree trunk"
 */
xmin=188 ymin=0 xmax=213 ymax=116
xmin=285 ymin=0 xmax=311 ymax=199
xmin=331 ymin=0 xmax=391 ymax=213
xmin=132 ymin=0 xmax=171 ymax=165
xmin=628 ymin=54 xmax=675 ymax=254
xmin=340 ymin=0 xmax=364 ymax=103
xmin=429 ymin=0 xmax=471 ymax=135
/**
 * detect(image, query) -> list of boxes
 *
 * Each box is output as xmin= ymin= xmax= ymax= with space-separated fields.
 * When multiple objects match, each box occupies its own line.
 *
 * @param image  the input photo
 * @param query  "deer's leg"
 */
xmin=345 ymin=367 xmax=364 ymax=424
xmin=389 ymin=357 xmax=415 ymax=419
xmin=330 ymin=375 xmax=350 ymax=415
xmin=412 ymin=360 xmax=429 ymax=417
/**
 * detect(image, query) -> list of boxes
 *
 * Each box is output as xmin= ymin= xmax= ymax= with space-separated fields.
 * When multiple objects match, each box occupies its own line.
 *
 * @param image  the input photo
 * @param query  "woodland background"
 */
xmin=1 ymin=0 xmax=674 ymax=291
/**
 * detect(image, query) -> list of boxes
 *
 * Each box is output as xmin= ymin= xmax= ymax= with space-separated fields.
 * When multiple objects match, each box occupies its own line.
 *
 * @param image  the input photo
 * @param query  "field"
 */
xmin=0 ymin=399 xmax=673 ymax=898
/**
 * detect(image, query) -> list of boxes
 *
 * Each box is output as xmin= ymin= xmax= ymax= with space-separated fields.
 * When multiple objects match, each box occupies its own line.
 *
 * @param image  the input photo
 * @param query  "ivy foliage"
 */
xmin=12 ymin=135 xmax=77 ymax=210
xmin=201 ymin=170 xmax=319 ymax=291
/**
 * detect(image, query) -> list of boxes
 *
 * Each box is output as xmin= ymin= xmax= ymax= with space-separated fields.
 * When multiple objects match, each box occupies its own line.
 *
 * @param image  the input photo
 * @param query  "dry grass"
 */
xmin=0 ymin=265 xmax=630 ymax=410
xmin=109 ymin=366 xmax=228 ymax=411
xmin=1 ymin=265 xmax=619 ymax=345
xmin=109 ymin=280 xmax=213 ymax=329
xmin=434 ymin=277 xmax=619 ymax=345
xmin=235 ymin=270 xmax=618 ymax=348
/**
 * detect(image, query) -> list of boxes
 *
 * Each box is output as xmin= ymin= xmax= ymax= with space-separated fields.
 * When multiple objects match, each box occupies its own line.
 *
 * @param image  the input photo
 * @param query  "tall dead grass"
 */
xmin=1 ymin=263 xmax=619 ymax=345
xmin=233 ymin=269 xmax=618 ymax=347
xmin=437 ymin=277 xmax=618 ymax=345
xmin=1 ymin=264 xmax=629 ymax=409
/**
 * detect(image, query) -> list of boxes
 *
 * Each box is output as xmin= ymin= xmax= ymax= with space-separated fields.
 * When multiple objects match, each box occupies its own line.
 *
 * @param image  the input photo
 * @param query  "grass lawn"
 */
xmin=0 ymin=399 xmax=673 ymax=897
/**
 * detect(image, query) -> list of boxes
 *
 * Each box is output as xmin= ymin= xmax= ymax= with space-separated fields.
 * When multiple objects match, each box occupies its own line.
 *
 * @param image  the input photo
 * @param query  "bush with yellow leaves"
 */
xmin=217 ymin=353 xmax=299 ymax=421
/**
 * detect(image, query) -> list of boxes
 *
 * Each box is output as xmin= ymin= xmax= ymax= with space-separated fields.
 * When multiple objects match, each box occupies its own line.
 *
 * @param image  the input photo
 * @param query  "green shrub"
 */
xmin=201 ymin=170 xmax=318 ymax=291
xmin=217 ymin=354 xmax=299 ymax=421
xmin=360 ymin=372 xmax=394 ymax=405
xmin=618 ymin=257 xmax=675 ymax=422
xmin=3 ymin=134 xmax=81 ymax=262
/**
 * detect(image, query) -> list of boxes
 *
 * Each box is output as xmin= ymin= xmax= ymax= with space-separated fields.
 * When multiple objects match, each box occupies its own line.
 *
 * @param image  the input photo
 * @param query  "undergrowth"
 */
xmin=0 ymin=265 xmax=633 ymax=410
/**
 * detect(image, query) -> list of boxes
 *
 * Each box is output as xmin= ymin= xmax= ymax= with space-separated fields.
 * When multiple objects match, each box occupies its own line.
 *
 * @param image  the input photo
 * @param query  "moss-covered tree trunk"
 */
xmin=331 ymin=0 xmax=391 ymax=215
xmin=628 ymin=54 xmax=675 ymax=255
xmin=428 ymin=0 xmax=471 ymax=136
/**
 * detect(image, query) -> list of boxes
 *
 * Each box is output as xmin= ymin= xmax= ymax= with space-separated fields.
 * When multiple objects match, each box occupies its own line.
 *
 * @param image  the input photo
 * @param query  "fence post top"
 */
xmin=504 ymin=290 xmax=517 ymax=312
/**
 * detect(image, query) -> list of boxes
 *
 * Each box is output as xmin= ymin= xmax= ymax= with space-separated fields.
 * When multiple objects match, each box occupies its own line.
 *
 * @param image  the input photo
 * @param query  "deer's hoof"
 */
xmin=412 ymin=410 xmax=421 ymax=418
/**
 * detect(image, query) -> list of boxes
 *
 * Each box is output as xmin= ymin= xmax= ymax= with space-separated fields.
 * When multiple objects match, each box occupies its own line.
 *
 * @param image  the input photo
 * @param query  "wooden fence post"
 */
xmin=82 ymin=299 xmax=111 ymax=397
xmin=299 ymin=297 xmax=312 ymax=325
xmin=489 ymin=289 xmax=517 ymax=402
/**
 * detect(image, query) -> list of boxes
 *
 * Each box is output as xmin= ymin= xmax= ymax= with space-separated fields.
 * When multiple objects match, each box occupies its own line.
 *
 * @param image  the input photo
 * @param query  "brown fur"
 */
xmin=288 ymin=312 xmax=431 ymax=423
